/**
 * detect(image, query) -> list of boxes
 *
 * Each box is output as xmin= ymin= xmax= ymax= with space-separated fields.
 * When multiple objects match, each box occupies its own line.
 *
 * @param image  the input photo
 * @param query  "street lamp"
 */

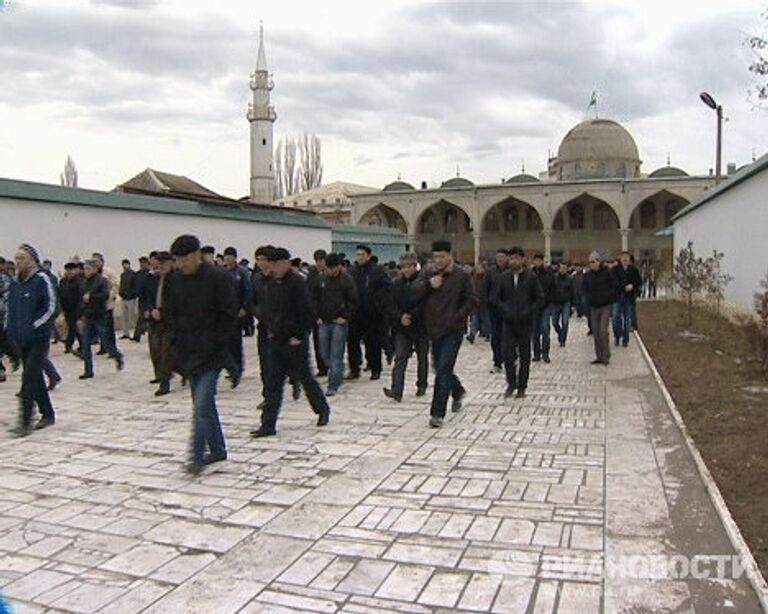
xmin=699 ymin=92 xmax=723 ymax=184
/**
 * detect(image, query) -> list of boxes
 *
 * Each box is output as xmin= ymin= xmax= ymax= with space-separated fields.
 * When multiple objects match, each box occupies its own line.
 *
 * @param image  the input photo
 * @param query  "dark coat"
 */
xmin=613 ymin=264 xmax=643 ymax=301
xmin=533 ymin=266 xmax=556 ymax=306
xmin=119 ymin=269 xmax=137 ymax=300
xmin=552 ymin=272 xmax=576 ymax=305
xmin=583 ymin=265 xmax=617 ymax=308
xmin=414 ymin=264 xmax=477 ymax=340
xmin=262 ymin=270 xmax=316 ymax=344
xmin=80 ymin=273 xmax=110 ymax=319
xmin=6 ymin=268 xmax=57 ymax=346
xmin=166 ymin=262 xmax=238 ymax=376
xmin=492 ymin=269 xmax=544 ymax=328
xmin=59 ymin=276 xmax=84 ymax=316
xmin=387 ymin=272 xmax=427 ymax=336
xmin=309 ymin=270 xmax=359 ymax=323
xmin=350 ymin=260 xmax=391 ymax=318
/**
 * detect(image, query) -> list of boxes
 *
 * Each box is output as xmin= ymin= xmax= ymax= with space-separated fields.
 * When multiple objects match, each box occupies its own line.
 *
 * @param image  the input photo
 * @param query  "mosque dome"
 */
xmin=504 ymin=173 xmax=540 ymax=184
xmin=383 ymin=180 xmax=415 ymax=192
xmin=649 ymin=166 xmax=688 ymax=178
xmin=441 ymin=176 xmax=474 ymax=188
xmin=550 ymin=118 xmax=641 ymax=181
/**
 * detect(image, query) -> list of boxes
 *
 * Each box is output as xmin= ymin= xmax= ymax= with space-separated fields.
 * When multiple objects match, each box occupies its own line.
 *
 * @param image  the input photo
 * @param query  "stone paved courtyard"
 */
xmin=0 ymin=320 xmax=763 ymax=613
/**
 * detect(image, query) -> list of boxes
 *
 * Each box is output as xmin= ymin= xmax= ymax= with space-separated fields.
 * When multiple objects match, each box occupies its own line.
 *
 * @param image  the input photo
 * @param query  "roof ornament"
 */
xmin=456 ymin=164 xmax=460 ymax=177
xmin=666 ymin=152 xmax=671 ymax=166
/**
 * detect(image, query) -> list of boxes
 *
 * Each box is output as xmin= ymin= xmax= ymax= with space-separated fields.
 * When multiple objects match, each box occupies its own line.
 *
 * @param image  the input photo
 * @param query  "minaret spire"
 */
xmin=248 ymin=21 xmax=276 ymax=204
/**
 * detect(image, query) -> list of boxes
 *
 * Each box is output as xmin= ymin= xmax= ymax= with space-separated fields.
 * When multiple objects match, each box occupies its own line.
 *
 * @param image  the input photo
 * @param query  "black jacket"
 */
xmin=80 ymin=273 xmax=109 ymax=319
xmin=310 ymin=270 xmax=359 ymax=323
xmin=484 ymin=264 xmax=506 ymax=314
xmin=387 ymin=272 xmax=427 ymax=335
xmin=552 ymin=273 xmax=575 ymax=305
xmin=533 ymin=266 xmax=556 ymax=306
xmin=263 ymin=270 xmax=316 ymax=344
xmin=119 ymin=269 xmax=137 ymax=300
xmin=492 ymin=269 xmax=544 ymax=328
xmin=350 ymin=260 xmax=391 ymax=317
xmin=140 ymin=272 xmax=159 ymax=313
xmin=134 ymin=269 xmax=151 ymax=310
xmin=59 ymin=276 xmax=84 ymax=316
xmin=166 ymin=263 xmax=237 ymax=376
xmin=583 ymin=265 xmax=618 ymax=308
xmin=613 ymin=264 xmax=643 ymax=301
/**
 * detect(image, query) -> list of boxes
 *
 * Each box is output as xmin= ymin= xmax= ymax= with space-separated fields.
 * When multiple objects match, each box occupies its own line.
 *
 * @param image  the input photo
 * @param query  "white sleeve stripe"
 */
xmin=32 ymin=272 xmax=56 ymax=329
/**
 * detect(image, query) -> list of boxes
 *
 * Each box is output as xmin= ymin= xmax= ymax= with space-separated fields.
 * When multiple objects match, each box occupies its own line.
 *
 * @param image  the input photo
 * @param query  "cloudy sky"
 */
xmin=0 ymin=0 xmax=766 ymax=197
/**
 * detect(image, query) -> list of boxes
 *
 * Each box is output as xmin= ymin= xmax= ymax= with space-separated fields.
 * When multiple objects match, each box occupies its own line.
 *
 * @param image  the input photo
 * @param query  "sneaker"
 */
xmin=429 ymin=416 xmax=443 ymax=428
xmin=504 ymin=386 xmax=516 ymax=398
xmin=185 ymin=462 xmax=204 ymax=476
xmin=515 ymin=389 xmax=526 ymax=399
xmin=317 ymin=412 xmax=330 ymax=427
xmin=383 ymin=387 xmax=402 ymax=403
xmin=34 ymin=417 xmax=55 ymax=430
xmin=250 ymin=426 xmax=276 ymax=438
xmin=79 ymin=373 xmax=94 ymax=380
xmin=415 ymin=387 xmax=427 ymax=397
xmin=451 ymin=390 xmax=466 ymax=413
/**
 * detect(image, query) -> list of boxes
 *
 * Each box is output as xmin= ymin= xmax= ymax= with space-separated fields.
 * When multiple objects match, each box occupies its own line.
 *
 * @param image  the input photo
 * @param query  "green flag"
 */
xmin=587 ymin=90 xmax=598 ymax=109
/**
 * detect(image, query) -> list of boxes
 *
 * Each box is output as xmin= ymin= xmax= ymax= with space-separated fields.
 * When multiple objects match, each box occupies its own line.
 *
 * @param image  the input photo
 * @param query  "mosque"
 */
xmin=347 ymin=118 xmax=719 ymax=271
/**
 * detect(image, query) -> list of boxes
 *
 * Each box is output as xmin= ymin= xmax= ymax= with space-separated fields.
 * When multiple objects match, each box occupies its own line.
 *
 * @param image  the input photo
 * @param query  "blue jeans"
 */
xmin=552 ymin=303 xmax=571 ymax=344
xmin=82 ymin=314 xmax=122 ymax=375
xmin=612 ymin=297 xmax=634 ymax=344
xmin=318 ymin=321 xmax=348 ymax=392
xmin=430 ymin=331 xmax=465 ymax=418
xmin=189 ymin=369 xmax=226 ymax=465
xmin=532 ymin=305 xmax=552 ymax=359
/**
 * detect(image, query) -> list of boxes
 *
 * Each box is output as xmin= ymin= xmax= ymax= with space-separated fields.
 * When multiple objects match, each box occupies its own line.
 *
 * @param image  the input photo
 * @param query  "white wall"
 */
xmin=0 ymin=197 xmax=331 ymax=271
xmin=674 ymin=171 xmax=768 ymax=313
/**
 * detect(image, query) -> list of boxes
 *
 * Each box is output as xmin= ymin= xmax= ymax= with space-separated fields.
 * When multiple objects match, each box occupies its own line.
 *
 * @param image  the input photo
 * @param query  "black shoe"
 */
xmin=346 ymin=371 xmax=360 ymax=381
xmin=230 ymin=373 xmax=241 ymax=389
xmin=316 ymin=370 xmax=328 ymax=377
xmin=415 ymin=387 xmax=427 ymax=397
xmin=466 ymin=335 xmax=475 ymax=344
xmin=590 ymin=359 xmax=603 ymax=365
xmin=181 ymin=377 xmax=187 ymax=387
xmin=131 ymin=337 xmax=141 ymax=343
xmin=154 ymin=385 xmax=170 ymax=397
xmin=504 ymin=386 xmax=516 ymax=398
xmin=185 ymin=462 xmax=204 ymax=476
xmin=97 ymin=350 xmax=107 ymax=356
xmin=120 ymin=335 xmax=131 ymax=340
xmin=559 ymin=341 xmax=566 ymax=347
xmin=79 ymin=373 xmax=94 ymax=380
xmin=115 ymin=355 xmax=124 ymax=371
xmin=532 ymin=356 xmax=541 ymax=362
xmin=385 ymin=354 xmax=393 ymax=366
xmin=317 ymin=412 xmax=330 ymax=427
xmin=370 ymin=372 xmax=381 ymax=381
xmin=251 ymin=427 xmax=276 ymax=438
xmin=34 ymin=417 xmax=55 ymax=430
xmin=622 ymin=339 xmax=629 ymax=347
xmin=47 ymin=376 xmax=61 ymax=391
xmin=383 ymin=387 xmax=402 ymax=403
xmin=543 ymin=356 xmax=551 ymax=363
xmin=149 ymin=378 xmax=161 ymax=384
xmin=292 ymin=383 xmax=301 ymax=400
xmin=614 ymin=339 xmax=620 ymax=347
xmin=9 ymin=424 xmax=32 ymax=437
xmin=451 ymin=389 xmax=466 ymax=413
xmin=429 ymin=416 xmax=443 ymax=428
xmin=256 ymin=400 xmax=265 ymax=410
xmin=515 ymin=389 xmax=526 ymax=399
xmin=203 ymin=451 xmax=227 ymax=465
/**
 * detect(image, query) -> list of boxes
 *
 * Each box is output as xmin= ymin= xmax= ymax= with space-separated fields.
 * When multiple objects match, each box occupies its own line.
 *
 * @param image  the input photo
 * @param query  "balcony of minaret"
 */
xmin=247 ymin=103 xmax=277 ymax=122
xmin=249 ymin=71 xmax=274 ymax=91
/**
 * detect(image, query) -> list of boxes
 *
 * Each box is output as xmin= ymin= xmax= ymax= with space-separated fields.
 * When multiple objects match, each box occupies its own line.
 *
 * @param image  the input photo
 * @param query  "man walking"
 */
xmin=552 ymin=261 xmax=576 ymax=347
xmin=167 ymin=235 xmax=236 ymax=474
xmin=78 ymin=259 xmax=124 ymax=379
xmin=583 ymin=251 xmax=617 ymax=365
xmin=148 ymin=252 xmax=176 ymax=396
xmin=59 ymin=262 xmax=84 ymax=355
xmin=485 ymin=248 xmax=509 ymax=372
xmin=252 ymin=248 xmax=330 ymax=437
xmin=531 ymin=253 xmax=555 ymax=363
xmin=310 ymin=252 xmax=359 ymax=397
xmin=223 ymin=246 xmax=252 ymax=382
xmin=493 ymin=246 xmax=544 ymax=399
xmin=119 ymin=258 xmax=138 ymax=339
xmin=413 ymin=241 xmax=477 ymax=428
xmin=612 ymin=251 xmax=642 ymax=347
xmin=0 ymin=257 xmax=16 ymax=383
xmin=307 ymin=249 xmax=329 ymax=377
xmin=6 ymin=244 xmax=57 ymax=435
xmin=384 ymin=252 xmax=429 ymax=402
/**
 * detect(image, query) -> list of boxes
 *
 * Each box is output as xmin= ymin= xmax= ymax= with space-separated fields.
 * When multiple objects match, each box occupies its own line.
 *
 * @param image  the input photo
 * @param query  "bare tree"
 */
xmin=284 ymin=137 xmax=299 ymax=196
xmin=672 ymin=241 xmax=708 ymax=327
xmin=298 ymin=133 xmax=323 ymax=192
xmin=747 ymin=9 xmax=768 ymax=105
xmin=60 ymin=155 xmax=78 ymax=187
xmin=702 ymin=249 xmax=734 ymax=316
xmin=754 ymin=269 xmax=768 ymax=378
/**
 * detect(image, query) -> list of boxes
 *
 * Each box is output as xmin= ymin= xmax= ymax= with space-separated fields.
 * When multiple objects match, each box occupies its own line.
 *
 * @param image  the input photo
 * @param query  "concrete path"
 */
xmin=0 ymin=319 xmax=763 ymax=613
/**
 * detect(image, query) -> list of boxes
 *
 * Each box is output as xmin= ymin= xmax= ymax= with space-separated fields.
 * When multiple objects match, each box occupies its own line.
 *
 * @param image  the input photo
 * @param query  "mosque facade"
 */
xmin=349 ymin=118 xmax=717 ymax=272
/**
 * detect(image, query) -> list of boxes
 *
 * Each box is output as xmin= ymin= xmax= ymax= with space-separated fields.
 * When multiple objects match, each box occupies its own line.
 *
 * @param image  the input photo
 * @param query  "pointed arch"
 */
xmin=481 ymin=196 xmax=543 ymax=233
xmin=358 ymin=203 xmax=409 ymax=234
xmin=628 ymin=190 xmax=690 ymax=231
xmin=416 ymin=199 xmax=472 ymax=235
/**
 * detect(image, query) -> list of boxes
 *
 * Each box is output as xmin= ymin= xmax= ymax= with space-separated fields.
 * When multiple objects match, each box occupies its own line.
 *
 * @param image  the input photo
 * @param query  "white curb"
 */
xmin=635 ymin=330 xmax=768 ymax=612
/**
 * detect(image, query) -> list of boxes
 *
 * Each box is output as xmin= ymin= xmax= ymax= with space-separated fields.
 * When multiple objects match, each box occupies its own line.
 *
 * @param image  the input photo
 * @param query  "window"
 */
xmin=640 ymin=201 xmax=656 ymax=229
xmin=262 ymin=138 xmax=267 ymax=146
xmin=484 ymin=210 xmax=499 ymax=232
xmin=664 ymin=200 xmax=682 ymax=225
xmin=420 ymin=211 xmax=438 ymax=234
xmin=445 ymin=210 xmax=458 ymax=233
xmin=553 ymin=210 xmax=564 ymax=231
xmin=321 ymin=198 xmax=326 ymax=205
xmin=526 ymin=208 xmax=543 ymax=231
xmin=618 ymin=162 xmax=627 ymax=177
xmin=569 ymin=203 xmax=585 ymax=230
xmin=593 ymin=202 xmax=617 ymax=230
xmin=504 ymin=206 xmax=519 ymax=231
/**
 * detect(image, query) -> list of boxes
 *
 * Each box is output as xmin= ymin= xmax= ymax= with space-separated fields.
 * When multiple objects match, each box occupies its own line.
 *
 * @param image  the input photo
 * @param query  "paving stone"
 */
xmin=375 ymin=564 xmax=434 ymax=602
xmin=417 ymin=571 xmax=469 ymax=608
xmin=144 ymin=517 xmax=252 ymax=553
xmin=335 ymin=559 xmax=395 ymax=596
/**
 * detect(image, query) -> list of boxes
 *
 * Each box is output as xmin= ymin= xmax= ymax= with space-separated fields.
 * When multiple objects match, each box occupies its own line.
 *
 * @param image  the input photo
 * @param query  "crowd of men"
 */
xmin=0 ymin=237 xmax=644 ymax=474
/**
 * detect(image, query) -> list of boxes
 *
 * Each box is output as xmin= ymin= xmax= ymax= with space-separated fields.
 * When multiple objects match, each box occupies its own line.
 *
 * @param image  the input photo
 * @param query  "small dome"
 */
xmin=505 ymin=173 xmax=540 ymax=184
xmin=441 ymin=176 xmax=474 ymax=188
xmin=649 ymin=166 xmax=688 ymax=178
xmin=383 ymin=180 xmax=415 ymax=192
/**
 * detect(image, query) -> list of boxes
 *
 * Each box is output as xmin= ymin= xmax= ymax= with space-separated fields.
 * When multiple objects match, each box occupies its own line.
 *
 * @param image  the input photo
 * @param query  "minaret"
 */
xmin=247 ymin=23 xmax=276 ymax=204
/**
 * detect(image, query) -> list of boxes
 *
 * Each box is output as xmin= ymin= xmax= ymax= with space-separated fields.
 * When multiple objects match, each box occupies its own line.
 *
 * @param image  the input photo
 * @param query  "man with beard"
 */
xmin=484 ymin=248 xmax=509 ymax=372
xmin=493 ymin=246 xmax=544 ymax=399
xmin=6 ymin=244 xmax=57 ymax=435
xmin=167 ymin=235 xmax=236 ymax=474
xmin=413 ymin=241 xmax=477 ymax=428
xmin=310 ymin=252 xmax=359 ymax=397
xmin=347 ymin=244 xmax=391 ymax=381
xmin=383 ymin=252 xmax=429 ymax=402
xmin=78 ymin=259 xmax=124 ymax=379
xmin=252 ymin=248 xmax=330 ymax=437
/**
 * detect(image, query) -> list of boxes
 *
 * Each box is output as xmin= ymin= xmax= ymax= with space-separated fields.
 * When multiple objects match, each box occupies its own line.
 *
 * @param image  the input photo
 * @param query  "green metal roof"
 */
xmin=671 ymin=152 xmax=768 ymax=222
xmin=0 ymin=177 xmax=330 ymax=230
xmin=331 ymin=224 xmax=407 ymax=246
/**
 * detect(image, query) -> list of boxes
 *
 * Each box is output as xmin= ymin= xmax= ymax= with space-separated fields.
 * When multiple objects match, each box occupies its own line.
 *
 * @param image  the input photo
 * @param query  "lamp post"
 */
xmin=699 ymin=92 xmax=723 ymax=184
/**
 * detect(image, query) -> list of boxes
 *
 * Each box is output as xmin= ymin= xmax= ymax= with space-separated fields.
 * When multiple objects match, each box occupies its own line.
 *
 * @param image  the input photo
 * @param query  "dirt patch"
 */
xmin=637 ymin=300 xmax=768 ymax=579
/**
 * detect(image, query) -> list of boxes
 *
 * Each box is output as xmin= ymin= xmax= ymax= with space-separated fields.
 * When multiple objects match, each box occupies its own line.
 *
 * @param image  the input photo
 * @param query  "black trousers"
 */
xmin=489 ymin=307 xmax=504 ymax=367
xmin=261 ymin=337 xmax=329 ymax=431
xmin=19 ymin=338 xmax=55 ymax=427
xmin=228 ymin=329 xmax=244 ymax=376
xmin=390 ymin=331 xmax=429 ymax=396
xmin=502 ymin=322 xmax=532 ymax=392
xmin=348 ymin=315 xmax=383 ymax=375
xmin=312 ymin=323 xmax=327 ymax=374
xmin=63 ymin=310 xmax=81 ymax=351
